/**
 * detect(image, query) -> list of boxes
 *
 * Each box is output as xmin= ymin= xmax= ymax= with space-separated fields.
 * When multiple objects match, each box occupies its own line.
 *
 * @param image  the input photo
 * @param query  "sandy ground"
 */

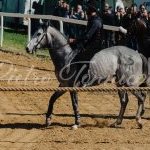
xmin=0 ymin=51 xmax=150 ymax=150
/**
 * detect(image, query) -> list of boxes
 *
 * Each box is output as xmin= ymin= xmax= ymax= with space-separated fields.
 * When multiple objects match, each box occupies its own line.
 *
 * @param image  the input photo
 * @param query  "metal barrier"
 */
xmin=0 ymin=12 xmax=120 ymax=47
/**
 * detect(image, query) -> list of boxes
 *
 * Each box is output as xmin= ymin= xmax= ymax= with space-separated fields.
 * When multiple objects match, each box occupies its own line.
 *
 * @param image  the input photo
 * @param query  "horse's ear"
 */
xmin=39 ymin=20 xmax=48 ymax=31
xmin=45 ymin=20 xmax=51 ymax=27
xmin=39 ymin=20 xmax=43 ymax=26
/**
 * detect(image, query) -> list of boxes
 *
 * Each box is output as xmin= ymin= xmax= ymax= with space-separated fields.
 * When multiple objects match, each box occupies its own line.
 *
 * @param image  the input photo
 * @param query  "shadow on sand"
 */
xmin=0 ymin=112 xmax=150 ymax=129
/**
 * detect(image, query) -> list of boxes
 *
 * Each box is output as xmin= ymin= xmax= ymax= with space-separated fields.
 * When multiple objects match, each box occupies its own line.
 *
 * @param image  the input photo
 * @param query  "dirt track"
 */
xmin=0 ymin=51 xmax=150 ymax=150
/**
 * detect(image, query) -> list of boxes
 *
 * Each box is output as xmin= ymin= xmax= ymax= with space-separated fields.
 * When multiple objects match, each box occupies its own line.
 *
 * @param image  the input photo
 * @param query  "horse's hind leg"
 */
xmin=110 ymin=91 xmax=129 ymax=127
xmin=46 ymin=90 xmax=66 ymax=126
xmin=132 ymin=91 xmax=146 ymax=129
xmin=70 ymin=91 xmax=80 ymax=129
xmin=139 ymin=92 xmax=146 ymax=116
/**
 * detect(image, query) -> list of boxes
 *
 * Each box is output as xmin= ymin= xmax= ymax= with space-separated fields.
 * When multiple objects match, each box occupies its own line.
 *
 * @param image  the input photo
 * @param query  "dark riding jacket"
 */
xmin=77 ymin=15 xmax=103 ymax=52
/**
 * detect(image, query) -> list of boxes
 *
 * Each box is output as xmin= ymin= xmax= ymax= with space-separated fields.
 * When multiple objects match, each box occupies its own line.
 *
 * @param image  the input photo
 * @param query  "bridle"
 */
xmin=32 ymin=32 xmax=47 ymax=52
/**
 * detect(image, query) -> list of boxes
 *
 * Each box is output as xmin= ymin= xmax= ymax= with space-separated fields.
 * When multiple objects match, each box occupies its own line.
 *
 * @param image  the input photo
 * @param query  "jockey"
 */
xmin=69 ymin=4 xmax=103 ymax=61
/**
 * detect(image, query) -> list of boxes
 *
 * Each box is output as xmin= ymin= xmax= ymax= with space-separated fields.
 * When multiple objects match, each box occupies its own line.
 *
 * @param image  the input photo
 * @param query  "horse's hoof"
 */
xmin=137 ymin=123 xmax=143 ymax=129
xmin=136 ymin=117 xmax=143 ymax=129
xmin=46 ymin=118 xmax=52 ymax=127
xmin=137 ymin=121 xmax=143 ymax=129
xmin=71 ymin=124 xmax=80 ymax=130
xmin=109 ymin=123 xmax=117 ymax=128
xmin=109 ymin=122 xmax=121 ymax=128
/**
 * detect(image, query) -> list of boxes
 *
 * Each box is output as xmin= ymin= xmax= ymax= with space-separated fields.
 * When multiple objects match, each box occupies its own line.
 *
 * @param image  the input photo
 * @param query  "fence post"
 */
xmin=28 ymin=17 xmax=31 ymax=42
xmin=0 ymin=15 xmax=4 ymax=47
xmin=59 ymin=20 xmax=64 ymax=34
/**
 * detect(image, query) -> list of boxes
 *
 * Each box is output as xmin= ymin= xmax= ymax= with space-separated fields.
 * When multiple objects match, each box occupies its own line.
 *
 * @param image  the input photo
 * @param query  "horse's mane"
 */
xmin=47 ymin=21 xmax=68 ymax=41
xmin=44 ymin=22 xmax=79 ymax=64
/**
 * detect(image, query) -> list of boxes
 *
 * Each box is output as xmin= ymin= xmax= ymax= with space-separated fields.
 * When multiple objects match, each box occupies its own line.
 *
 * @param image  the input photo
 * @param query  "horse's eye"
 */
xmin=37 ymin=33 xmax=41 ymax=36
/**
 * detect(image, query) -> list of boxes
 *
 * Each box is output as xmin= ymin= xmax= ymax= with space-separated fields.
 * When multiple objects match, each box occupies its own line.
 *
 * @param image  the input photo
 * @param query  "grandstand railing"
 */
xmin=0 ymin=12 xmax=120 ymax=47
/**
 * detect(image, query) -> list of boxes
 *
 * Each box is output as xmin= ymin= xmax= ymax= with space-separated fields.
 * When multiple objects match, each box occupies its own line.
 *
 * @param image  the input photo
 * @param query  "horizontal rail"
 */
xmin=0 ymin=12 xmax=119 ymax=31
xmin=0 ymin=86 xmax=149 ymax=92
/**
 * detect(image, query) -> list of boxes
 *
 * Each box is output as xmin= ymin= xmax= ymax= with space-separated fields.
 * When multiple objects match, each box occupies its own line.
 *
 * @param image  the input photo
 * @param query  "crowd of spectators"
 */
xmin=52 ymin=0 xmax=87 ymax=38
xmin=32 ymin=0 xmax=150 ymax=50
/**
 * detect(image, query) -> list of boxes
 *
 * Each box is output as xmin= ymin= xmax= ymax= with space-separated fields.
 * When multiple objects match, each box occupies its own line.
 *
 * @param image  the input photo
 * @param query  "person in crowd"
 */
xmin=122 ymin=6 xmax=138 ymax=50
xmin=53 ymin=0 xmax=70 ymax=18
xmin=115 ymin=6 xmax=125 ymax=45
xmin=62 ymin=1 xmax=70 ymax=18
xmin=102 ymin=3 xmax=115 ymax=48
xmin=137 ymin=4 xmax=147 ymax=18
xmin=69 ymin=5 xmax=103 ymax=61
xmin=115 ymin=6 xmax=125 ymax=27
xmin=53 ymin=0 xmax=64 ymax=17
xmin=53 ymin=0 xmax=70 ymax=36
xmin=31 ymin=1 xmax=43 ymax=35
xmin=130 ymin=3 xmax=138 ymax=19
xmin=52 ymin=0 xmax=64 ymax=30
xmin=62 ymin=1 xmax=70 ymax=36
xmin=138 ymin=9 xmax=150 ymax=58
xmin=148 ymin=11 xmax=150 ymax=20
xmin=120 ymin=5 xmax=150 ymax=53
xmin=69 ymin=4 xmax=86 ymax=38
xmin=124 ymin=6 xmax=128 ymax=14
xmin=141 ymin=9 xmax=148 ymax=19
xmin=140 ymin=10 xmax=150 ymax=36
xmin=115 ymin=0 xmax=125 ymax=13
xmin=122 ymin=7 xmax=132 ymax=29
xmin=70 ymin=4 xmax=85 ymax=20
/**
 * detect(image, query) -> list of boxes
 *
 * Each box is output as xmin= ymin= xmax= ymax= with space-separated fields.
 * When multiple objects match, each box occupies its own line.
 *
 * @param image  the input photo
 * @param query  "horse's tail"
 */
xmin=146 ymin=57 xmax=150 ymax=107
xmin=140 ymin=53 xmax=148 ymax=80
xmin=146 ymin=57 xmax=150 ymax=86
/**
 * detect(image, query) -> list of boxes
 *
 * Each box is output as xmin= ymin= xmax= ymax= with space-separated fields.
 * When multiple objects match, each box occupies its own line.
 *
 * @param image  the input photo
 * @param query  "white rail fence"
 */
xmin=0 ymin=12 xmax=120 ymax=47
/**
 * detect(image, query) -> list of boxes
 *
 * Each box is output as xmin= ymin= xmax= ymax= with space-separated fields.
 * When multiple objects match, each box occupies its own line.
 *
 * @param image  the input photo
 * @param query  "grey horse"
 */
xmin=26 ymin=24 xmax=148 ymax=129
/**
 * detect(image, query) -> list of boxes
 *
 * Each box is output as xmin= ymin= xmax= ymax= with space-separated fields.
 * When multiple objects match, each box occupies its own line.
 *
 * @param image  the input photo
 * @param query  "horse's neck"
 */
xmin=50 ymin=46 xmax=73 ymax=67
xmin=49 ymin=28 xmax=76 ymax=71
xmin=50 ymin=28 xmax=67 ymax=49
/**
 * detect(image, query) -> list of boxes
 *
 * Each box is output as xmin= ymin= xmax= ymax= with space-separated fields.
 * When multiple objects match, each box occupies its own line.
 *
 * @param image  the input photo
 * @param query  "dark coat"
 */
xmin=78 ymin=15 xmax=103 ymax=51
xmin=144 ymin=18 xmax=150 ymax=38
xmin=75 ymin=15 xmax=103 ymax=62
xmin=102 ymin=12 xmax=115 ymax=26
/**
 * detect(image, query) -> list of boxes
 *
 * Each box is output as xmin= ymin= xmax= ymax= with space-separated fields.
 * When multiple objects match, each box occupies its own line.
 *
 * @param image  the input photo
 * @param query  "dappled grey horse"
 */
xmin=26 ymin=24 xmax=148 ymax=129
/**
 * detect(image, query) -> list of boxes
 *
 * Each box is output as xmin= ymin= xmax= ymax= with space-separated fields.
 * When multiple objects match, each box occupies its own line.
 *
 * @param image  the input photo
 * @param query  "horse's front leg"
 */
xmin=70 ymin=91 xmax=80 ymax=129
xmin=110 ymin=91 xmax=129 ymax=128
xmin=46 ymin=90 xmax=66 ymax=126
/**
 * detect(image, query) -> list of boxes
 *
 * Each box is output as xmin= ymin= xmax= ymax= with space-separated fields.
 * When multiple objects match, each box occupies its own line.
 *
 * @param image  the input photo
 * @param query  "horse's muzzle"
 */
xmin=26 ymin=47 xmax=29 ymax=53
xmin=26 ymin=47 xmax=33 ymax=54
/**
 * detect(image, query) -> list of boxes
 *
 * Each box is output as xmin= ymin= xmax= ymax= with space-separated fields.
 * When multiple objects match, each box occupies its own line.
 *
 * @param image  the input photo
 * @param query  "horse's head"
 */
xmin=26 ymin=23 xmax=53 ymax=54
